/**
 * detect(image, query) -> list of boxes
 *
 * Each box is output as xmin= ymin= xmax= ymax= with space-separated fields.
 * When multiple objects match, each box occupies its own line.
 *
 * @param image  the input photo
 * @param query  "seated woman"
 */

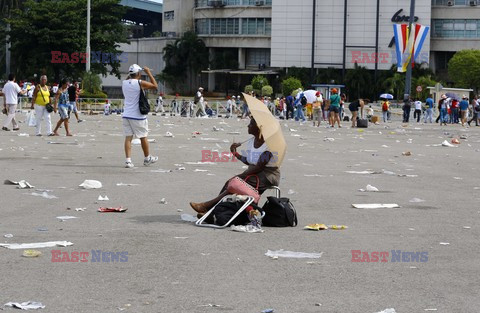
xmin=190 ymin=118 xmax=280 ymax=215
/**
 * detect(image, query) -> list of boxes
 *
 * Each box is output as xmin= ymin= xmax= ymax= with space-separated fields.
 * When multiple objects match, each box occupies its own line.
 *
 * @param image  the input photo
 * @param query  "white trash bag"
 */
xmin=26 ymin=111 xmax=36 ymax=127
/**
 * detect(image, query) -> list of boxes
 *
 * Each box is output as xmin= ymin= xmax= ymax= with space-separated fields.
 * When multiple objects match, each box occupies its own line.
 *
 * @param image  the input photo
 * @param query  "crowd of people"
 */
xmin=1 ymin=73 xmax=83 ymax=135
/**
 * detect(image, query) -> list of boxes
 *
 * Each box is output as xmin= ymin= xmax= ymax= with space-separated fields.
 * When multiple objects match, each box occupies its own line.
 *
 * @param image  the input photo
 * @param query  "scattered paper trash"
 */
xmin=75 ymin=208 xmax=86 ymax=212
xmin=4 ymin=179 xmax=35 ymax=189
xmin=18 ymin=133 xmax=30 ymax=137
xmin=402 ymin=151 xmax=412 ymax=156
xmin=165 ymin=131 xmax=174 ymax=137
xmin=346 ymin=171 xmax=374 ymax=174
xmin=22 ymin=249 xmax=42 ymax=258
xmin=79 ymin=180 xmax=102 ymax=189
xmin=97 ymin=207 xmax=127 ymax=213
xmin=261 ymin=309 xmax=275 ymax=313
xmin=160 ymin=198 xmax=167 ymax=204
xmin=116 ymin=183 xmax=139 ymax=186
xmin=424 ymin=309 xmax=438 ymax=311
xmin=97 ymin=195 xmax=109 ymax=201
xmin=4 ymin=234 xmax=13 ymax=238
xmin=4 ymin=301 xmax=45 ymax=310
xmin=328 ymin=225 xmax=348 ymax=230
xmin=151 ymin=169 xmax=172 ymax=173
xmin=352 ymin=203 xmax=400 ymax=209
xmin=304 ymin=224 xmax=327 ymax=231
xmin=366 ymin=184 xmax=379 ymax=192
xmin=439 ymin=242 xmax=450 ymax=246
xmin=181 ymin=214 xmax=198 ymax=222
xmin=30 ymin=191 xmax=57 ymax=199
xmin=441 ymin=140 xmax=455 ymax=147
xmin=324 ymin=137 xmax=335 ymax=142
xmin=409 ymin=198 xmax=425 ymax=203
xmin=375 ymin=309 xmax=396 ymax=313
xmin=194 ymin=169 xmax=208 ymax=172
xmin=451 ymin=138 xmax=460 ymax=144
xmin=265 ymin=250 xmax=324 ymax=259
xmin=0 ymin=241 xmax=73 ymax=249
xmin=463 ymin=226 xmax=471 ymax=229
xmin=230 ymin=225 xmax=264 ymax=233
xmin=56 ymin=216 xmax=78 ymax=221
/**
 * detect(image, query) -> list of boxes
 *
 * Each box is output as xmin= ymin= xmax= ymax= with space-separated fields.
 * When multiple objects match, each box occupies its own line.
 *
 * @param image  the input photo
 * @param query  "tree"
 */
xmin=251 ymin=75 xmax=268 ymax=94
xmin=382 ymin=73 xmax=405 ymax=101
xmin=162 ymin=31 xmax=208 ymax=94
xmin=6 ymin=0 xmax=127 ymax=81
xmin=244 ymin=85 xmax=253 ymax=94
xmin=261 ymin=85 xmax=273 ymax=97
xmin=448 ymin=49 xmax=480 ymax=92
xmin=281 ymin=77 xmax=302 ymax=96
xmin=80 ymin=71 xmax=106 ymax=98
xmin=413 ymin=75 xmax=437 ymax=100
xmin=345 ymin=62 xmax=372 ymax=100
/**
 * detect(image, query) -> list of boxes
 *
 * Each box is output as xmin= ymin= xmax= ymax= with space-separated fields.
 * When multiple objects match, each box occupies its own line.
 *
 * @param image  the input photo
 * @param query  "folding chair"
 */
xmin=195 ymin=186 xmax=281 ymax=229
xmin=195 ymin=195 xmax=255 ymax=229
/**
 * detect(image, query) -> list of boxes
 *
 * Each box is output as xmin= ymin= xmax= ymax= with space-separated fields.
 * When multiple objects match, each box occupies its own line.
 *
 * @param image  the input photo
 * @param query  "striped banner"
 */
xmin=393 ymin=23 xmax=430 ymax=72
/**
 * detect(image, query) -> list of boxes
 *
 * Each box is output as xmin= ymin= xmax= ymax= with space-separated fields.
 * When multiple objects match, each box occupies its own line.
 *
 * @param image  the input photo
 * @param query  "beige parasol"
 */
xmin=242 ymin=93 xmax=287 ymax=166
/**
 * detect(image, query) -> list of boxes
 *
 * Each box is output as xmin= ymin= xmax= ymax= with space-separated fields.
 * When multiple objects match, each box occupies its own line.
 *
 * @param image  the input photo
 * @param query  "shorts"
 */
xmin=329 ymin=106 xmax=340 ymax=114
xmin=123 ymin=118 xmax=148 ymax=138
xmin=306 ymin=104 xmax=313 ymax=115
xmin=58 ymin=105 xmax=69 ymax=119
xmin=69 ymin=101 xmax=78 ymax=113
xmin=348 ymin=104 xmax=358 ymax=112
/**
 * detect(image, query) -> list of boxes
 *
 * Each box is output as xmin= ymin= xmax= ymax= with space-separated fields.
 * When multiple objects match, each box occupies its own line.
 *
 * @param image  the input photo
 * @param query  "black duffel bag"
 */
xmin=214 ymin=201 xmax=262 ymax=226
xmin=262 ymin=197 xmax=298 ymax=227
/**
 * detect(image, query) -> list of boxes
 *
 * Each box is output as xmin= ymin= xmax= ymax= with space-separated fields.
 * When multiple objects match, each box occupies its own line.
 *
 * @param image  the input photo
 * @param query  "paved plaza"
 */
xmin=1 ymin=112 xmax=479 ymax=312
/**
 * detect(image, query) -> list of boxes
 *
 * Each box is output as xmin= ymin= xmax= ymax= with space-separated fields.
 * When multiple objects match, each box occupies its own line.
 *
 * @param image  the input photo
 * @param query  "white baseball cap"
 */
xmin=128 ymin=64 xmax=142 ymax=74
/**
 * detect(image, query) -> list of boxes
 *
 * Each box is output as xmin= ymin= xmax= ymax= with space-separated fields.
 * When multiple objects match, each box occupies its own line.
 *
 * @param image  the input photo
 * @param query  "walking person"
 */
xmin=413 ymin=99 xmax=422 ymax=123
xmin=285 ymin=94 xmax=294 ymax=120
xmin=402 ymin=98 xmax=412 ymax=123
xmin=31 ymin=75 xmax=53 ymax=136
xmin=381 ymin=99 xmax=390 ymax=123
xmin=155 ymin=92 xmax=165 ymax=114
xmin=459 ymin=95 xmax=469 ymax=127
xmin=67 ymin=80 xmax=83 ymax=123
xmin=424 ymin=96 xmax=434 ymax=123
xmin=52 ymin=79 xmax=73 ymax=136
xmin=2 ymin=73 xmax=26 ymax=131
xmin=194 ymin=87 xmax=207 ymax=117
xmin=451 ymin=99 xmax=459 ymax=124
xmin=329 ymin=88 xmax=341 ymax=128
xmin=312 ymin=92 xmax=323 ymax=127
xmin=122 ymin=64 xmax=158 ymax=168
xmin=439 ymin=95 xmax=449 ymax=126
xmin=468 ymin=96 xmax=480 ymax=126
xmin=294 ymin=91 xmax=306 ymax=122
xmin=349 ymin=99 xmax=366 ymax=128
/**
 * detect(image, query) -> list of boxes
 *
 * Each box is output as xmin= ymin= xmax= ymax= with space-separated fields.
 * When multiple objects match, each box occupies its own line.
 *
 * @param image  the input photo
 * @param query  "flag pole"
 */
xmin=403 ymin=0 xmax=415 ymax=103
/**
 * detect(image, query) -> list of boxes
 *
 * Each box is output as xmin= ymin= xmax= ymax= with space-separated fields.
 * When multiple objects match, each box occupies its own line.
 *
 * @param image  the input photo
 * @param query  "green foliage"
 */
xmin=81 ymin=71 xmax=102 ymax=94
xmin=261 ymin=85 xmax=273 ymax=96
xmin=6 ymin=0 xmax=127 ymax=81
xmin=251 ymin=75 xmax=269 ymax=91
xmin=382 ymin=73 xmax=405 ymax=101
xmin=79 ymin=91 xmax=107 ymax=99
xmin=345 ymin=63 xmax=372 ymax=100
xmin=285 ymin=67 xmax=310 ymax=87
xmin=316 ymin=67 xmax=342 ymax=85
xmin=162 ymin=31 xmax=209 ymax=94
xmin=448 ymin=49 xmax=480 ymax=92
xmin=291 ymin=88 xmax=302 ymax=97
xmin=413 ymin=75 xmax=437 ymax=100
xmin=281 ymin=77 xmax=302 ymax=96
xmin=244 ymin=84 xmax=253 ymax=94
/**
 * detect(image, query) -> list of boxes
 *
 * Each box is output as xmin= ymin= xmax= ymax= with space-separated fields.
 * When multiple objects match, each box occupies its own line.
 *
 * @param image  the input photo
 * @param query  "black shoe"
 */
xmin=2 ymin=127 xmax=10 ymax=131
xmin=468 ymin=121 xmax=471 ymax=126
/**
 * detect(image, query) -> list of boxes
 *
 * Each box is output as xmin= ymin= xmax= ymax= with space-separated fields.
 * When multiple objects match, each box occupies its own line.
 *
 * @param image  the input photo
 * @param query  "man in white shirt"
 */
xmin=155 ymin=92 xmax=165 ymax=114
xmin=413 ymin=99 xmax=423 ymax=123
xmin=226 ymin=96 xmax=233 ymax=118
xmin=3 ymin=74 xmax=27 ymax=131
xmin=194 ymin=87 xmax=207 ymax=117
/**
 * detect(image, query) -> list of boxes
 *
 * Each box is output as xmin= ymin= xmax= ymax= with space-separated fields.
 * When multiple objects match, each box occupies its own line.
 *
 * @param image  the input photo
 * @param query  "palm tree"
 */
xmin=162 ymin=31 xmax=208 ymax=94
xmin=345 ymin=62 xmax=372 ymax=99
xmin=383 ymin=73 xmax=405 ymax=101
xmin=1 ymin=0 xmax=25 ymax=75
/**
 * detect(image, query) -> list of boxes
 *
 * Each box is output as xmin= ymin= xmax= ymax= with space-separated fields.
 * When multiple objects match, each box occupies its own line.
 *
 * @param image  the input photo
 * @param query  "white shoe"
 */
xmin=143 ymin=155 xmax=158 ymax=166
xmin=125 ymin=162 xmax=134 ymax=168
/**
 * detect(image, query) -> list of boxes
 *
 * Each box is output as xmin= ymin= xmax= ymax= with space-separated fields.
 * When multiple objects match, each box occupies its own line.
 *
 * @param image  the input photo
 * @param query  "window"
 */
xmin=432 ymin=19 xmax=480 ymax=38
xmin=195 ymin=0 xmax=271 ymax=7
xmin=164 ymin=11 xmax=174 ymax=21
xmin=246 ymin=48 xmax=270 ymax=67
xmin=196 ymin=18 xmax=240 ymax=35
xmin=241 ymin=18 xmax=271 ymax=35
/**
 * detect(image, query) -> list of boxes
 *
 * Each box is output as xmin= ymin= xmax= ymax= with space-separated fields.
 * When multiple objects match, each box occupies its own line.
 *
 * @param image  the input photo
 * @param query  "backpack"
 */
xmin=382 ymin=101 xmax=388 ymax=111
xmin=300 ymin=96 xmax=307 ymax=106
xmin=194 ymin=92 xmax=200 ymax=104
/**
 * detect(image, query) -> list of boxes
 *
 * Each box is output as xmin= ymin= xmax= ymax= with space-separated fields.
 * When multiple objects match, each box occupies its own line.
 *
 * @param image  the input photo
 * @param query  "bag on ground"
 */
xmin=262 ymin=197 xmax=298 ymax=227
xmin=213 ymin=201 xmax=262 ymax=226
xmin=357 ymin=118 xmax=368 ymax=128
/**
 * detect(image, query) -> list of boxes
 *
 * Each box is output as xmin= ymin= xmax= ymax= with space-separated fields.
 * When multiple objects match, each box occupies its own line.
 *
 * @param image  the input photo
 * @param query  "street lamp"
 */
xmin=86 ymin=0 xmax=91 ymax=72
